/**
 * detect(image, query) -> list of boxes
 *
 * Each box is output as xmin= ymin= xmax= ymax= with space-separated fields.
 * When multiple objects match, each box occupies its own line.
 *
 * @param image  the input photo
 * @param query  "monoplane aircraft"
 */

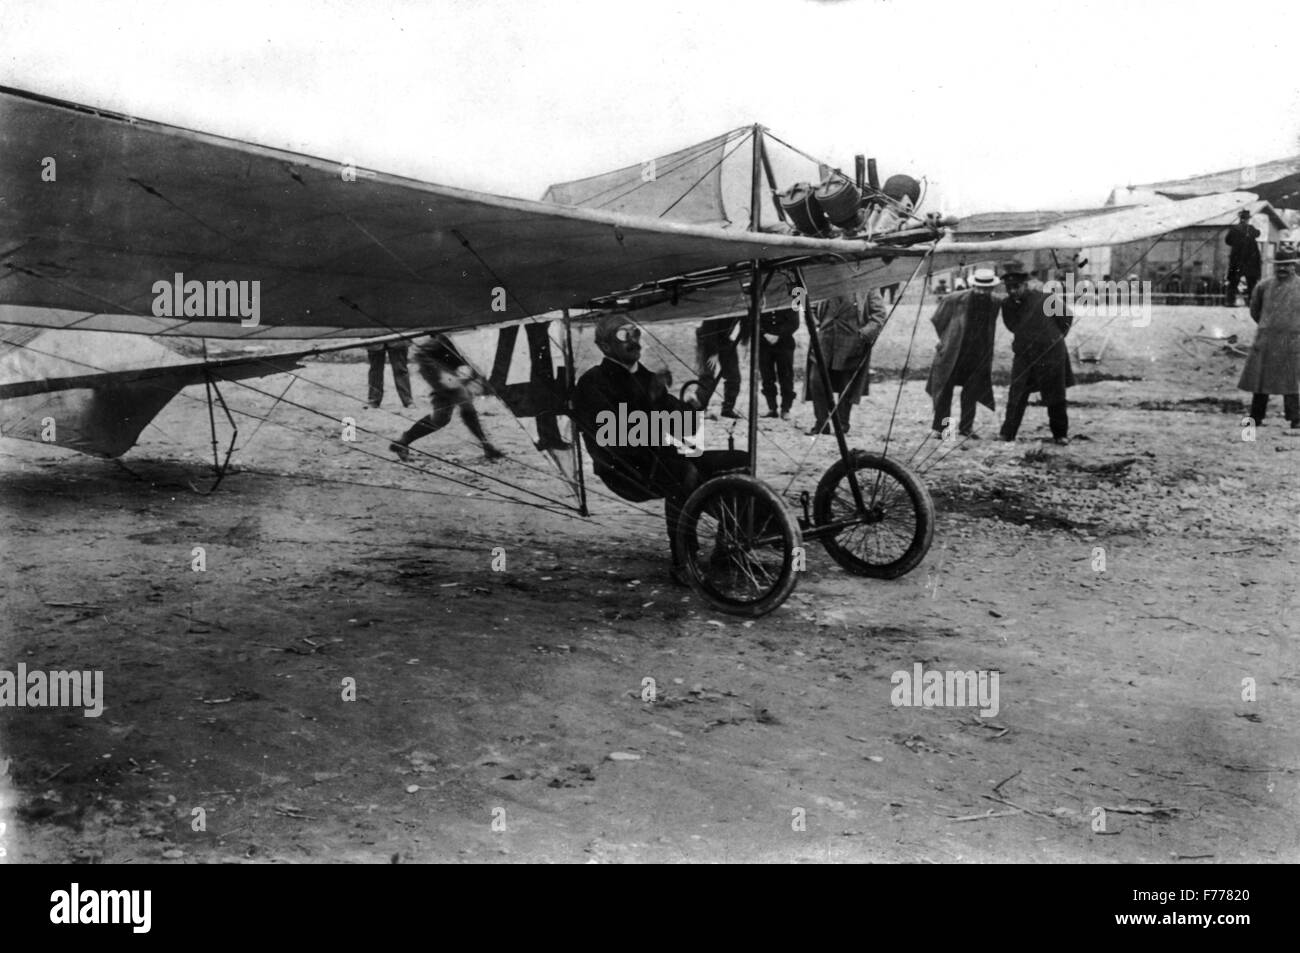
xmin=0 ymin=86 xmax=1258 ymax=615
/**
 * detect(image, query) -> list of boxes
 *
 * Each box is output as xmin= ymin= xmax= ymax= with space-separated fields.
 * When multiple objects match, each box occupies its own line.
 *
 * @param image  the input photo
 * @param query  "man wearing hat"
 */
xmin=1225 ymin=209 xmax=1263 ymax=307
xmin=570 ymin=315 xmax=747 ymax=583
xmin=925 ymin=267 xmax=1001 ymax=438
xmin=1238 ymin=242 xmax=1300 ymax=429
xmin=998 ymin=259 xmax=1076 ymax=444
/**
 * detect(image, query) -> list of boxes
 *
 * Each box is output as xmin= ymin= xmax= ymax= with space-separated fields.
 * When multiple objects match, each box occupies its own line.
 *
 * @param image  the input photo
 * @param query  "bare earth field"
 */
xmin=1 ymin=301 xmax=1297 ymax=863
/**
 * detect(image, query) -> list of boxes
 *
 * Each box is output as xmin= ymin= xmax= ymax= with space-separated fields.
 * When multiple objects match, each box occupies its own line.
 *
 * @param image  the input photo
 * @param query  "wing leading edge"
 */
xmin=0 ymin=87 xmax=895 ymax=340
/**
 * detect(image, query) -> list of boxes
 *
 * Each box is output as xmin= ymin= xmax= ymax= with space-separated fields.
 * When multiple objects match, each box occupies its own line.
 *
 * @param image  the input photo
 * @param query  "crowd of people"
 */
xmin=361 ymin=235 xmax=1300 ymax=580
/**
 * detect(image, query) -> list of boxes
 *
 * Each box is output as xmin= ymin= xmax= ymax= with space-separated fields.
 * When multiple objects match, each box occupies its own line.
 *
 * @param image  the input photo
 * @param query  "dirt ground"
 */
xmin=1 ymin=299 xmax=1297 ymax=863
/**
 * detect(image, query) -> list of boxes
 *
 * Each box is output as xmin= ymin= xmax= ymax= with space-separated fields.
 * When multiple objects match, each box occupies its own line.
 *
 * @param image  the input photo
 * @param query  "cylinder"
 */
xmin=779 ymin=182 xmax=830 ymax=236
xmin=814 ymin=173 xmax=863 ymax=229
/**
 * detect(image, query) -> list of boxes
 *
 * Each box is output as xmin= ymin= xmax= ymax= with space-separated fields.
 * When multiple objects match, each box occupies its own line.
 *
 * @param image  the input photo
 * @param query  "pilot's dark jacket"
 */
xmin=571 ymin=357 xmax=694 ymax=502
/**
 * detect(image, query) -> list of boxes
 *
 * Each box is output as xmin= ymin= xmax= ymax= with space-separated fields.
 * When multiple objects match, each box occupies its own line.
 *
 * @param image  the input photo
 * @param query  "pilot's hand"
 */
xmin=704 ymin=354 xmax=720 ymax=377
xmin=859 ymin=324 xmax=881 ymax=347
xmin=763 ymin=333 xmax=779 ymax=345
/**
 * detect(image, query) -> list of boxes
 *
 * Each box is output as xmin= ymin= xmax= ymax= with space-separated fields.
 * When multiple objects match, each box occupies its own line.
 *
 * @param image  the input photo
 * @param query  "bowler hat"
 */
xmin=1000 ymin=259 xmax=1029 ymax=279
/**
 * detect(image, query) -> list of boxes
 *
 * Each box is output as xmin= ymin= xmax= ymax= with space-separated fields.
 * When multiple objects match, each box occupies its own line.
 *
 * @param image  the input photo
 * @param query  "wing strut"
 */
xmin=196 ymin=345 xmax=238 ymax=494
xmin=562 ymin=309 xmax=589 ymax=517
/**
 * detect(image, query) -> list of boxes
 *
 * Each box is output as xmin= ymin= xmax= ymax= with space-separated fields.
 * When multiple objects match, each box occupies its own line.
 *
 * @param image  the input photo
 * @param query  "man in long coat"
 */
xmin=925 ymin=267 xmax=1000 ymax=438
xmin=804 ymin=289 xmax=887 ymax=435
xmin=998 ymin=260 xmax=1075 ymax=444
xmin=1238 ymin=243 xmax=1300 ymax=429
xmin=1225 ymin=209 xmax=1263 ymax=307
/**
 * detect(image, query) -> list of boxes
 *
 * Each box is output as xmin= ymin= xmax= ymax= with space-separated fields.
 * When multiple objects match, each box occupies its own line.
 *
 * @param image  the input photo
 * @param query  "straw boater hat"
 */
xmin=970 ymin=267 xmax=998 ymax=288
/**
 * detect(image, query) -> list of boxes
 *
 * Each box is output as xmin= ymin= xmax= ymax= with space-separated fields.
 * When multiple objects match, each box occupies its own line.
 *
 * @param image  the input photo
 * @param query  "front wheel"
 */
xmin=812 ymin=451 xmax=933 ymax=578
xmin=676 ymin=474 xmax=801 ymax=618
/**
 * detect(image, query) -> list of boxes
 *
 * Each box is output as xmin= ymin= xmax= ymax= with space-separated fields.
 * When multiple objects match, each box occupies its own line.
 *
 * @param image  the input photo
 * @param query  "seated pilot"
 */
xmin=570 ymin=315 xmax=747 ymax=584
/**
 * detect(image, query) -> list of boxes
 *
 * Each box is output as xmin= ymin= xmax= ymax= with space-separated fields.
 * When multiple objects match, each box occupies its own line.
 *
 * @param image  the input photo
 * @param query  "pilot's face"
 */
xmin=972 ymin=284 xmax=992 ymax=298
xmin=602 ymin=322 xmax=642 ymax=366
xmin=1003 ymin=278 xmax=1028 ymax=301
xmin=1276 ymin=261 xmax=1294 ymax=281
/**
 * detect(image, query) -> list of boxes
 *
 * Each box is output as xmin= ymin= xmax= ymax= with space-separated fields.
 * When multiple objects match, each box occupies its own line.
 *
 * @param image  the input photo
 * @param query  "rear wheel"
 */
xmin=812 ymin=451 xmax=933 ymax=578
xmin=676 ymin=474 xmax=801 ymax=617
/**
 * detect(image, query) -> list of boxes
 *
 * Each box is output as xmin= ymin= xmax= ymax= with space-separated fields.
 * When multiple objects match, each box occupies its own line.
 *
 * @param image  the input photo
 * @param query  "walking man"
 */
xmin=926 ymin=267 xmax=1000 ymax=438
xmin=390 ymin=334 xmax=503 ymax=461
xmin=998 ymin=260 xmax=1075 ymax=444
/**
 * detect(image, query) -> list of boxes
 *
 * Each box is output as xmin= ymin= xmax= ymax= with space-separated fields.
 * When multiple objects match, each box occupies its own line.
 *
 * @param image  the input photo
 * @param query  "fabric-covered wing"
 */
xmin=0 ymin=325 xmax=310 ymax=456
xmin=0 ymin=88 xmax=884 ymax=341
xmin=937 ymin=192 xmax=1256 ymax=255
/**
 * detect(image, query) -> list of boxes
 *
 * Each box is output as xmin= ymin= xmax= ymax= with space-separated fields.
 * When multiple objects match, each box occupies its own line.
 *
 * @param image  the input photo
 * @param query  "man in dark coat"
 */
xmin=998 ymin=260 xmax=1076 ymax=444
xmin=695 ymin=316 xmax=747 ymax=418
xmin=925 ymin=267 xmax=1000 ymax=438
xmin=1225 ymin=209 xmax=1262 ymax=306
xmin=1238 ymin=243 xmax=1300 ymax=428
xmin=804 ymin=289 xmax=888 ymax=435
xmin=571 ymin=316 xmax=746 ymax=582
xmin=758 ymin=307 xmax=799 ymax=419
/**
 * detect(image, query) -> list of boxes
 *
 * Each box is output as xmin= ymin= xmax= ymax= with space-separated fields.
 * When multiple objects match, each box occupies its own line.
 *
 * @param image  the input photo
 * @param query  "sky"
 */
xmin=2 ymin=0 xmax=1298 ymax=216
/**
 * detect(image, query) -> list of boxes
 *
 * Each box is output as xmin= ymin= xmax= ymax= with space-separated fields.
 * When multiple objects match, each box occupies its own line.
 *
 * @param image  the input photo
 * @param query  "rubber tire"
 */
xmin=812 ymin=451 xmax=934 ymax=579
xmin=676 ymin=474 xmax=801 ymax=618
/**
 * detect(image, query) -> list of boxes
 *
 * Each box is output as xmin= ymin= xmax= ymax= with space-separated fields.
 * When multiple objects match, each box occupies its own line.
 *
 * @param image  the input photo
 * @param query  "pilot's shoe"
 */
xmin=669 ymin=563 xmax=691 ymax=587
xmin=780 ymin=408 xmax=791 ymax=421
xmin=806 ymin=420 xmax=829 ymax=436
xmin=483 ymin=443 xmax=505 ymax=461
xmin=390 ymin=442 xmax=411 ymax=462
xmin=1052 ymin=436 xmax=1071 ymax=446
xmin=720 ymin=406 xmax=742 ymax=419
xmin=763 ymin=407 xmax=778 ymax=418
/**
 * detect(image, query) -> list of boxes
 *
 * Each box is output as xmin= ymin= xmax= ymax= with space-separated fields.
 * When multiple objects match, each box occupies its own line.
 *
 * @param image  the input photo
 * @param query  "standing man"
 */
xmin=758 ymin=306 xmax=799 ymax=419
xmin=366 ymin=339 xmax=413 ymax=409
xmin=1225 ymin=209 xmax=1262 ymax=307
xmin=925 ymin=267 xmax=1000 ymax=439
xmin=998 ymin=260 xmax=1075 ymax=445
xmin=695 ymin=316 xmax=746 ymax=418
xmin=805 ymin=289 xmax=888 ymax=435
xmin=1238 ymin=243 xmax=1300 ymax=429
